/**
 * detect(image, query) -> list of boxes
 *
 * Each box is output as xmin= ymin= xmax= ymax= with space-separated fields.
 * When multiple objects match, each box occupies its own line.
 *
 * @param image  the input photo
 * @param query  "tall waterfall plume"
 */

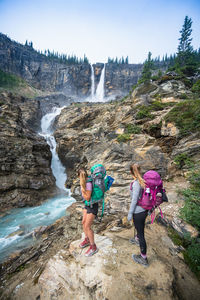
xmin=89 ymin=64 xmax=105 ymax=102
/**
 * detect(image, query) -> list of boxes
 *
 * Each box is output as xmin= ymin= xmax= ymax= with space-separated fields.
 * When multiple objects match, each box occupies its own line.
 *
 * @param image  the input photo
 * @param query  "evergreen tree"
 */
xmin=125 ymin=56 xmax=129 ymax=64
xmin=178 ymin=16 xmax=193 ymax=54
xmin=138 ymin=52 xmax=154 ymax=84
xmin=176 ymin=16 xmax=197 ymax=75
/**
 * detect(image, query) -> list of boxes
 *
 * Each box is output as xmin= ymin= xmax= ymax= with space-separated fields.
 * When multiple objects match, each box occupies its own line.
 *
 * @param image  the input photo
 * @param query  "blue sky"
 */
xmin=0 ymin=0 xmax=200 ymax=63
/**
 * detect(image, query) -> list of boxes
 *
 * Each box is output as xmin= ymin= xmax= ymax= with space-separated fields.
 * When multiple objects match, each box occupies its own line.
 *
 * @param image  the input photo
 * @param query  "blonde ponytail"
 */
xmin=78 ymin=168 xmax=88 ymax=191
xmin=130 ymin=163 xmax=146 ymax=188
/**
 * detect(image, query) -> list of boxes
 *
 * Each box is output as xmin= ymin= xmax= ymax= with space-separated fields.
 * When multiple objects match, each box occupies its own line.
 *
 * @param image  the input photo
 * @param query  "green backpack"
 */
xmin=85 ymin=164 xmax=109 ymax=214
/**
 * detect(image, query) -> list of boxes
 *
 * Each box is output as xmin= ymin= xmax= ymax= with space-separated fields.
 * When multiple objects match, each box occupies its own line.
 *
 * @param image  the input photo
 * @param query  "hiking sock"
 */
xmin=141 ymin=253 xmax=147 ymax=259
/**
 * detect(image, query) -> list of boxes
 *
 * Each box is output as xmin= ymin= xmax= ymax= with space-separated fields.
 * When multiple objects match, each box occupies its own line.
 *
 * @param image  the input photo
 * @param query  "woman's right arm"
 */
xmin=81 ymin=189 xmax=92 ymax=201
xmin=81 ymin=181 xmax=92 ymax=201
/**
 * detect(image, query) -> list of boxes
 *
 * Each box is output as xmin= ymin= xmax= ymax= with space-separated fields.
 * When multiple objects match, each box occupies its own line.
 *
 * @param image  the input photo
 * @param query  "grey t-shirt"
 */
xmin=129 ymin=180 xmax=146 ymax=214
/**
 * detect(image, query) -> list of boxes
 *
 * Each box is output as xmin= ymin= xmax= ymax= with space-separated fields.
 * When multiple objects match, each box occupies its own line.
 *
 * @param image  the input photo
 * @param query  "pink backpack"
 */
xmin=138 ymin=170 xmax=164 ymax=223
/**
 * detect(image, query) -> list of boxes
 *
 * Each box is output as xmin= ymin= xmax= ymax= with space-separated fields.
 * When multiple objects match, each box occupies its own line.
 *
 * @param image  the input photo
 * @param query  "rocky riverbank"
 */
xmin=0 ymin=92 xmax=56 ymax=212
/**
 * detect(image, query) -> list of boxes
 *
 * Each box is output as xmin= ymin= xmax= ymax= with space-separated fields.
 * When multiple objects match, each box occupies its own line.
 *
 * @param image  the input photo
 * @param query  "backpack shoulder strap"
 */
xmin=86 ymin=176 xmax=93 ymax=183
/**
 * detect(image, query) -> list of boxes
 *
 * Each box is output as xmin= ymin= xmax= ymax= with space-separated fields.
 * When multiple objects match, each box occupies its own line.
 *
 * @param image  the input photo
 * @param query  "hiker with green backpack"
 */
xmin=78 ymin=164 xmax=114 ymax=257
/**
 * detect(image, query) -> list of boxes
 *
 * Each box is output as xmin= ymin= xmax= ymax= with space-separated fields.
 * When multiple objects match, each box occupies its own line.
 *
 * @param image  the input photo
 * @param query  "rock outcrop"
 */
xmin=0 ymin=92 xmax=56 ymax=211
xmin=1 ymin=202 xmax=200 ymax=300
xmin=38 ymin=228 xmax=200 ymax=300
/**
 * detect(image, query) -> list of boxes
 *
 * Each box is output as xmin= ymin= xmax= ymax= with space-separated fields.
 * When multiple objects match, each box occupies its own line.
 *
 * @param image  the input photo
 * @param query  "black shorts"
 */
xmin=85 ymin=203 xmax=98 ymax=216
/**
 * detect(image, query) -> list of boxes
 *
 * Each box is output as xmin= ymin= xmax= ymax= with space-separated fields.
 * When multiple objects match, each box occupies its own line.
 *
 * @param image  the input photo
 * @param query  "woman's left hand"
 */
xmin=127 ymin=212 xmax=133 ymax=221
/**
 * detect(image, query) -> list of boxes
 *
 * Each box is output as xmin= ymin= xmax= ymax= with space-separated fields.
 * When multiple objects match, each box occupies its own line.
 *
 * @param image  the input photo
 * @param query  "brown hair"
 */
xmin=130 ymin=163 xmax=145 ymax=188
xmin=78 ymin=168 xmax=88 ymax=191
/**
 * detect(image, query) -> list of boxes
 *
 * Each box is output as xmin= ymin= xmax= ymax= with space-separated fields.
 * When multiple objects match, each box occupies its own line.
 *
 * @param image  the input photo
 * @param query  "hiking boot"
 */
xmin=132 ymin=254 xmax=148 ymax=266
xmin=129 ymin=237 xmax=140 ymax=246
xmin=85 ymin=244 xmax=98 ymax=257
xmin=79 ymin=238 xmax=90 ymax=248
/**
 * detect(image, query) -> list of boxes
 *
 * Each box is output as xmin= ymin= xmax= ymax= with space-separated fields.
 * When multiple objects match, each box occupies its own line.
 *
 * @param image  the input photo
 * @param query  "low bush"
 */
xmin=135 ymin=106 xmax=153 ymax=120
xmin=117 ymin=133 xmax=131 ymax=143
xmin=125 ymin=124 xmax=141 ymax=134
xmin=165 ymin=99 xmax=200 ymax=137
xmin=191 ymin=80 xmax=200 ymax=95
xmin=168 ymin=227 xmax=200 ymax=279
xmin=174 ymin=153 xmax=193 ymax=169
xmin=0 ymin=69 xmax=25 ymax=88
xmin=136 ymin=101 xmax=175 ymax=120
xmin=176 ymin=168 xmax=200 ymax=279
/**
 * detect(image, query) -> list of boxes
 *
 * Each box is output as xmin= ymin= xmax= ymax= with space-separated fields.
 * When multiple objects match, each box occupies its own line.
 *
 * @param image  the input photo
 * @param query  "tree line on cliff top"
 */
xmin=139 ymin=16 xmax=200 ymax=84
xmin=23 ymin=15 xmax=200 ymax=72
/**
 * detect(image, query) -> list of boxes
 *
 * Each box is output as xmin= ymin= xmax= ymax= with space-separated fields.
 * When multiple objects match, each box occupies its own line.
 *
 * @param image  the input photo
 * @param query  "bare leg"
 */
xmin=82 ymin=209 xmax=88 ymax=238
xmin=85 ymin=213 xmax=95 ymax=245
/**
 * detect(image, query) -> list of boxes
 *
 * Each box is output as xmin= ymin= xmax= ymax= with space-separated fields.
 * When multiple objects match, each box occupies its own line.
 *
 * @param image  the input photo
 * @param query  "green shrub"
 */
xmin=174 ymin=167 xmax=200 ymax=279
xmin=174 ymin=153 xmax=193 ymax=169
xmin=165 ymin=100 xmax=200 ymax=137
xmin=179 ymin=93 xmax=188 ymax=99
xmin=0 ymin=69 xmax=25 ymax=88
xmin=168 ymin=227 xmax=200 ymax=280
xmin=135 ymin=106 xmax=153 ymax=120
xmin=152 ymin=70 xmax=163 ymax=81
xmin=125 ymin=124 xmax=141 ymax=134
xmin=136 ymin=101 xmax=175 ymax=120
xmin=180 ymin=169 xmax=200 ymax=229
xmin=168 ymin=227 xmax=184 ymax=246
xmin=180 ymin=194 xmax=200 ymax=229
xmin=132 ymin=84 xmax=139 ymax=91
xmin=183 ymin=240 xmax=200 ymax=279
xmin=191 ymin=80 xmax=200 ymax=95
xmin=117 ymin=134 xmax=131 ymax=143
xmin=189 ymin=170 xmax=200 ymax=190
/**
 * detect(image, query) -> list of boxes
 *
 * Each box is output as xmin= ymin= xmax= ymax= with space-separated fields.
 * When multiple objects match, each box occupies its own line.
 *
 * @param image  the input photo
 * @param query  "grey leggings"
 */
xmin=133 ymin=210 xmax=148 ymax=255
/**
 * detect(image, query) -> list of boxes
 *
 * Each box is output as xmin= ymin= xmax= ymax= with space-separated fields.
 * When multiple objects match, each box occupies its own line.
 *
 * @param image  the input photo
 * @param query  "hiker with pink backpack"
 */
xmin=128 ymin=164 xmax=168 ymax=266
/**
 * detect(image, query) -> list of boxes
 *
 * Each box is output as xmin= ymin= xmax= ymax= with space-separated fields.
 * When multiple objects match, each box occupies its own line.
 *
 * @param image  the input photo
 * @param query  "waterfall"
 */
xmin=95 ymin=64 xmax=105 ymax=101
xmin=40 ymin=107 xmax=68 ymax=192
xmin=90 ymin=64 xmax=95 ymax=98
xmin=89 ymin=64 xmax=105 ymax=102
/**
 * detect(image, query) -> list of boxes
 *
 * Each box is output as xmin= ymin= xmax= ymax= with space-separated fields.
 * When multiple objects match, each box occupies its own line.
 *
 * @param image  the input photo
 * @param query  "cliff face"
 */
xmin=105 ymin=63 xmax=143 ymax=97
xmin=0 ymin=34 xmax=143 ymax=99
xmin=0 ymin=34 xmax=91 ymax=97
xmin=0 ymin=92 xmax=56 ymax=211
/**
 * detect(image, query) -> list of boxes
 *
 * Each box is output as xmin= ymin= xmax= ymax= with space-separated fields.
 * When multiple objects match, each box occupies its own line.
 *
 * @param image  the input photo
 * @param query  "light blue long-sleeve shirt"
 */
xmin=128 ymin=180 xmax=146 ymax=220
